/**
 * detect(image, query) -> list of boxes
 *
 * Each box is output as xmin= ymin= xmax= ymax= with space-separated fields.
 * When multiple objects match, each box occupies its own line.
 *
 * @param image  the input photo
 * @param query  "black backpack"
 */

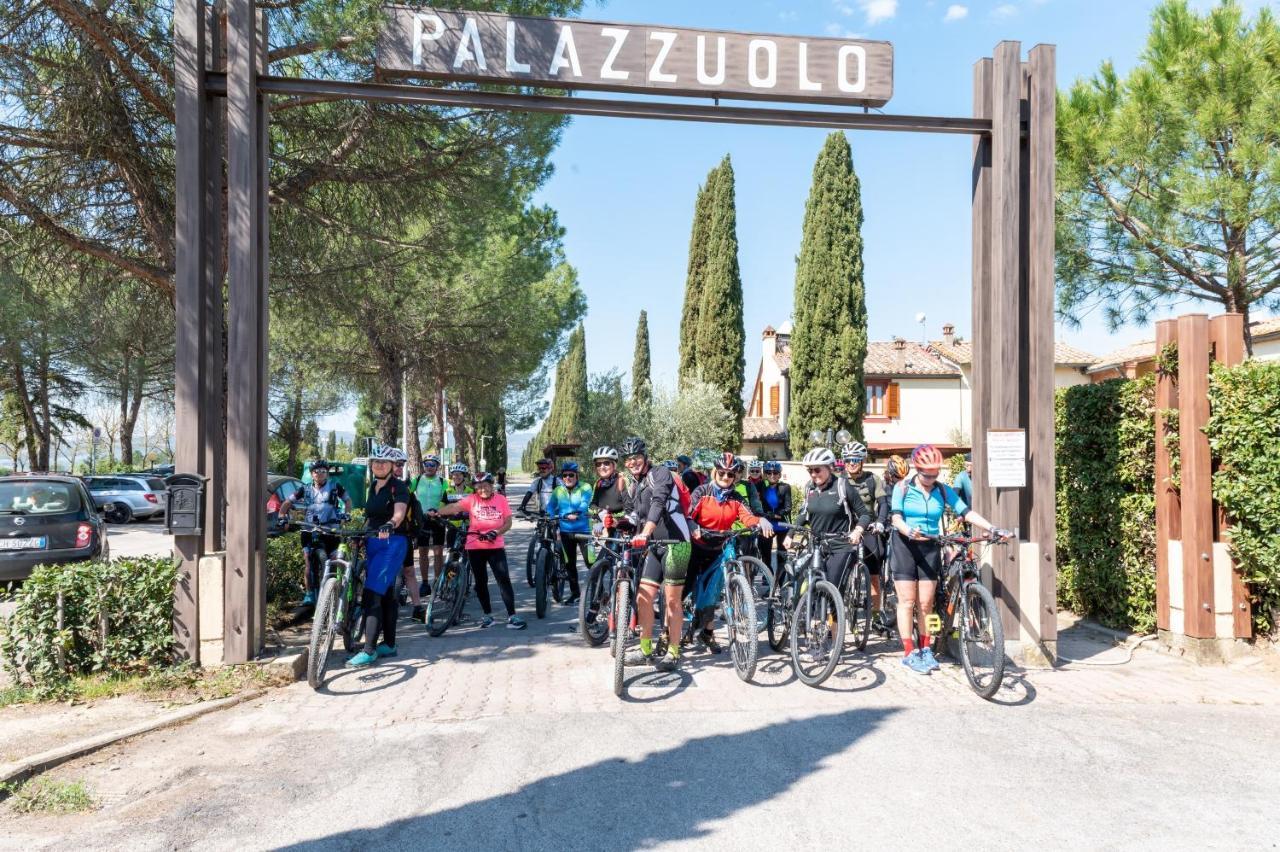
xmin=403 ymin=475 xmax=425 ymax=538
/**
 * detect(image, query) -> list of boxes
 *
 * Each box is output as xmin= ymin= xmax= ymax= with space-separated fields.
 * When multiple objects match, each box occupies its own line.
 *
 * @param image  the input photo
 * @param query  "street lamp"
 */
xmin=478 ymin=434 xmax=490 ymax=473
xmin=809 ymin=428 xmax=852 ymax=449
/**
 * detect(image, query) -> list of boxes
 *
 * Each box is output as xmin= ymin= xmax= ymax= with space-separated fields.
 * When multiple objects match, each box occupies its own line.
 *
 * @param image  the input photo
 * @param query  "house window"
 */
xmin=866 ymin=381 xmax=900 ymax=418
xmin=769 ymin=384 xmax=780 ymax=416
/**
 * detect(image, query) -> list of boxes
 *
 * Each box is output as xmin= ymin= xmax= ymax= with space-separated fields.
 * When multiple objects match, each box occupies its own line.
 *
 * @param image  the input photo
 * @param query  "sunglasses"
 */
xmin=918 ymin=471 xmax=939 ymax=479
xmin=595 ymin=461 xmax=614 ymax=467
xmin=806 ymin=467 xmax=828 ymax=474
xmin=562 ymin=473 xmax=578 ymax=479
xmin=424 ymin=462 xmax=439 ymax=468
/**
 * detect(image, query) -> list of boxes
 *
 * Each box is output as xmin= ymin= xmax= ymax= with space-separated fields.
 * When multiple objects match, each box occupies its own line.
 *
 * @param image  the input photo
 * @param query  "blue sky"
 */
xmin=322 ymin=0 xmax=1278 ymax=434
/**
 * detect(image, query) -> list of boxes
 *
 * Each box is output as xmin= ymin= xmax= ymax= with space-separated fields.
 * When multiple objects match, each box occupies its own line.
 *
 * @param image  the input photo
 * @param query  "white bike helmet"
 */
xmin=448 ymin=462 xmax=470 ymax=476
xmin=841 ymin=441 xmax=868 ymax=462
xmin=592 ymin=446 xmax=619 ymax=462
xmin=802 ymin=447 xmax=837 ymax=468
xmin=371 ymin=445 xmax=402 ymax=462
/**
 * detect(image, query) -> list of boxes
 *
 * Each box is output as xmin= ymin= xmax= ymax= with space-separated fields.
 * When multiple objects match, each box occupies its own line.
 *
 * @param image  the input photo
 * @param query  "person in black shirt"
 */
xmin=796 ymin=447 xmax=872 ymax=589
xmin=348 ymin=446 xmax=410 ymax=668
xmin=589 ymin=446 xmax=628 ymax=520
xmin=676 ymin=454 xmax=702 ymax=493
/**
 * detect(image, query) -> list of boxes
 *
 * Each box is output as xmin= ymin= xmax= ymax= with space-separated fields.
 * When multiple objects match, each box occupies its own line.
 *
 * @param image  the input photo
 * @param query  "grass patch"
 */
xmin=1 ymin=778 xmax=94 ymax=814
xmin=0 ymin=684 xmax=37 ymax=709
xmin=0 ymin=664 xmax=291 ymax=709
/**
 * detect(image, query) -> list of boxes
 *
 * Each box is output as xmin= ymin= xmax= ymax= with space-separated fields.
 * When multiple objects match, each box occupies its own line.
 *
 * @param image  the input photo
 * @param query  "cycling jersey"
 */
xmin=953 ymin=470 xmax=974 ymax=510
xmin=688 ymin=483 xmax=762 ymax=539
xmin=547 ymin=481 xmax=593 ymax=534
xmin=734 ymin=480 xmax=764 ymax=515
xmin=759 ymin=481 xmax=792 ymax=522
xmin=364 ymin=477 xmax=410 ymax=534
xmin=411 ymin=474 xmax=450 ymax=513
xmin=847 ymin=471 xmax=880 ymax=517
xmin=519 ymin=474 xmax=561 ymax=514
xmin=625 ymin=463 xmax=689 ymax=542
xmin=290 ymin=481 xmax=347 ymax=526
xmin=891 ymin=475 xmax=969 ymax=537
xmin=443 ymin=484 xmax=472 ymax=527
xmin=799 ymin=475 xmax=872 ymax=548
xmin=590 ymin=474 xmax=628 ymax=515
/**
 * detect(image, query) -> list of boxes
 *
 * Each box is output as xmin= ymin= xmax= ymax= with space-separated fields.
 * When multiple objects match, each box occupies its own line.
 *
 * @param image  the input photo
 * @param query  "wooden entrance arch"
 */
xmin=172 ymin=2 xmax=1058 ymax=667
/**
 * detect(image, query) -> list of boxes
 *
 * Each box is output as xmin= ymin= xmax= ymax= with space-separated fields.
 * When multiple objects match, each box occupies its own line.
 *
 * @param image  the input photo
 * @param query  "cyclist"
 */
xmin=841 ymin=441 xmax=884 ymax=627
xmin=443 ymin=462 xmax=472 ymax=544
xmin=589 ymin=446 xmax=628 ymax=521
xmin=433 ymin=471 xmax=526 ymax=630
xmin=519 ymin=457 xmax=560 ymax=515
xmin=675 ymin=454 xmax=701 ymax=492
xmin=890 ymin=444 xmax=1008 ymax=675
xmin=684 ymin=452 xmax=774 ymax=652
xmin=546 ymin=460 xmax=591 ymax=606
xmin=409 ymin=453 xmax=451 ymax=620
xmin=953 ymin=452 xmax=975 ymax=515
xmin=795 ymin=446 xmax=873 ymax=590
xmin=738 ymin=460 xmax=766 ymax=515
xmin=620 ymin=436 xmax=691 ymax=672
xmin=391 ymin=457 xmax=427 ymax=617
xmin=757 ymin=460 xmax=792 ymax=571
xmin=348 ymin=446 xmax=410 ymax=668
xmin=276 ymin=459 xmax=352 ymax=606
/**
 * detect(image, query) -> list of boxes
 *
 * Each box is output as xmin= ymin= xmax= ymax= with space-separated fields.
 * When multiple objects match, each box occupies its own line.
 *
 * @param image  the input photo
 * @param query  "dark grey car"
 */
xmin=0 ymin=475 xmax=109 ymax=582
xmin=84 ymin=475 xmax=168 ymax=524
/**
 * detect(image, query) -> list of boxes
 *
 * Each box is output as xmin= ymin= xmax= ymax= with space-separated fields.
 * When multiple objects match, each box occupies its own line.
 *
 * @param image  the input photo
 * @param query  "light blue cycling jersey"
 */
xmin=891 ymin=476 xmax=968 ymax=537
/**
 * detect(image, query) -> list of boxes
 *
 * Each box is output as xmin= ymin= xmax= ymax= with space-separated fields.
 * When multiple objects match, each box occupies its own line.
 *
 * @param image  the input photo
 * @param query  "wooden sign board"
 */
xmin=377 ymin=6 xmax=893 ymax=107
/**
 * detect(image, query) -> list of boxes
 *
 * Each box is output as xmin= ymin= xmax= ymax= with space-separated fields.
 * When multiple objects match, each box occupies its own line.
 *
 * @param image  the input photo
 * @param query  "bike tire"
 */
xmin=724 ymin=572 xmax=758 ymax=683
xmin=551 ymin=550 xmax=566 ymax=604
xmin=789 ymin=580 xmax=845 ymax=687
xmin=612 ymin=578 xmax=632 ymax=697
xmin=342 ymin=560 xmax=367 ymax=653
xmin=427 ymin=556 xmax=464 ymax=637
xmin=844 ymin=562 xmax=873 ymax=652
xmin=579 ymin=559 xmax=612 ymax=646
xmin=306 ymin=577 xmax=338 ymax=689
xmin=525 ymin=536 xmax=537 ymax=587
xmin=535 ymin=548 xmax=549 ymax=619
xmin=738 ymin=555 xmax=773 ymax=599
xmin=766 ymin=580 xmax=793 ymax=653
xmin=959 ymin=581 xmax=1006 ymax=700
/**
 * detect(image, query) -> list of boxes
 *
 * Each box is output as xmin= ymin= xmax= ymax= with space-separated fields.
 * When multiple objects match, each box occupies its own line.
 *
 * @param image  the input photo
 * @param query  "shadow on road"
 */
xmin=278 ymin=706 xmax=898 ymax=851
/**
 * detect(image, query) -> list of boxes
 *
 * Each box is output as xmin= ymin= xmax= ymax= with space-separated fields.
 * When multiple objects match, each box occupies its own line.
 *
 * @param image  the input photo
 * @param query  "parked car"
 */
xmin=83 ymin=475 xmax=168 ymax=524
xmin=266 ymin=474 xmax=306 ymax=534
xmin=0 ymin=474 xmax=109 ymax=582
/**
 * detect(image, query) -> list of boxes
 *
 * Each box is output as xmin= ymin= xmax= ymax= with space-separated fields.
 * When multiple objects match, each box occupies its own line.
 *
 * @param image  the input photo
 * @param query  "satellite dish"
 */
xmin=915 ymin=312 xmax=927 ymax=325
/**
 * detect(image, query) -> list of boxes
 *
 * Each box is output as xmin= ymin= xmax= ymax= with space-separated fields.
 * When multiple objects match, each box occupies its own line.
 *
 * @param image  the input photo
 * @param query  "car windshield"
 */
xmin=0 ymin=481 xmax=82 ymax=514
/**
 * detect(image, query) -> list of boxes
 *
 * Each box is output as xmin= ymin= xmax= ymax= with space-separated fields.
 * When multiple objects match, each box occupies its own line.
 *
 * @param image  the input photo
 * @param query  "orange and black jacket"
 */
xmin=688 ymin=483 xmax=762 ymax=543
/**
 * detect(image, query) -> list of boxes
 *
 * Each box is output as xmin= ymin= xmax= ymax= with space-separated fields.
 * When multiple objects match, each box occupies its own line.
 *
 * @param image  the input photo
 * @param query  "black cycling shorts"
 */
xmin=639 ymin=542 xmax=691 ymax=587
xmin=300 ymin=531 xmax=340 ymax=556
xmin=416 ymin=518 xmax=449 ymax=548
xmin=891 ymin=535 xmax=943 ymax=583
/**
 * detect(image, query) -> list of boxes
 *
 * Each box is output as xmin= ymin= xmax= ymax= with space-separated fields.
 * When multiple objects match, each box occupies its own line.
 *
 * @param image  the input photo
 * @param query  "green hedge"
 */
xmin=1207 ymin=360 xmax=1280 ymax=635
xmin=266 ymin=534 xmax=305 ymax=608
xmin=1055 ymin=376 xmax=1157 ymax=632
xmin=0 ymin=557 xmax=177 ymax=694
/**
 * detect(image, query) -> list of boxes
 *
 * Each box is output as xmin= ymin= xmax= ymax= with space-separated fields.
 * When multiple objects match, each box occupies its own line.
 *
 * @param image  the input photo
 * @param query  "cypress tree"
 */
xmin=678 ymin=172 xmax=716 ymax=384
xmin=694 ymin=155 xmax=745 ymax=451
xmin=632 ymin=310 xmax=652 ymax=408
xmin=544 ymin=323 xmax=588 ymax=444
xmin=788 ymin=132 xmax=868 ymax=457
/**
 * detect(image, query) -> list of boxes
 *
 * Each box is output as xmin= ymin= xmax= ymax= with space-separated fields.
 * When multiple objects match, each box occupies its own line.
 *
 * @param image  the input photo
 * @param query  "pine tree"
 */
xmin=788 ymin=132 xmax=868 ymax=456
xmin=632 ymin=310 xmax=652 ymax=409
xmin=694 ymin=156 xmax=745 ymax=450
xmin=678 ymin=172 xmax=716 ymax=384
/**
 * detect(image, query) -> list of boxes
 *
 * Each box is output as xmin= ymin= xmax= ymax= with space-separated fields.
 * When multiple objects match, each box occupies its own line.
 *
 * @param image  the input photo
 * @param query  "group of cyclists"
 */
xmin=281 ymin=433 xmax=1010 ymax=678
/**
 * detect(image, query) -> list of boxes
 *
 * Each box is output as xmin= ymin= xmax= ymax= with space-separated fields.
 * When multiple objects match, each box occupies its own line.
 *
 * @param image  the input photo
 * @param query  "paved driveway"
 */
xmin=4 ymin=517 xmax=1280 ymax=849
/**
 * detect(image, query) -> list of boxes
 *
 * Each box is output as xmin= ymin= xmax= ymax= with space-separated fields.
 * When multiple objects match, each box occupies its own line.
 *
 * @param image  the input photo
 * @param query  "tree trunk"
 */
xmin=405 ymin=388 xmax=422 ymax=476
xmin=118 ymin=352 xmax=146 ymax=467
xmin=285 ymin=385 xmax=304 ymax=473
xmin=35 ymin=333 xmax=52 ymax=471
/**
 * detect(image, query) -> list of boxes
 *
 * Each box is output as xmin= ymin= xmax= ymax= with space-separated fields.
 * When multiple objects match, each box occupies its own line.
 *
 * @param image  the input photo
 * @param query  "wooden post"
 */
xmin=224 ymin=0 xmax=265 ymax=663
xmin=1154 ymin=318 xmax=1179 ymax=633
xmin=173 ymin=0 xmax=207 ymax=664
xmin=203 ymin=1 xmax=226 ymax=558
xmin=1177 ymin=314 xmax=1214 ymax=639
xmin=1026 ymin=44 xmax=1057 ymax=652
xmin=987 ymin=41 xmax=1023 ymax=637
xmin=252 ymin=12 xmax=271 ymax=649
xmin=970 ymin=58 xmax=993 ymax=536
xmin=1208 ymin=313 xmax=1251 ymax=639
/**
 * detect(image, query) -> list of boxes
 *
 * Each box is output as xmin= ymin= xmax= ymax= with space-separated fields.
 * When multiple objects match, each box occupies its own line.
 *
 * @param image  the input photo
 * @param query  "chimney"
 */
xmin=942 ymin=323 xmax=955 ymax=346
xmin=892 ymin=337 xmax=906 ymax=350
xmin=893 ymin=337 xmax=906 ymax=372
xmin=762 ymin=325 xmax=776 ymax=364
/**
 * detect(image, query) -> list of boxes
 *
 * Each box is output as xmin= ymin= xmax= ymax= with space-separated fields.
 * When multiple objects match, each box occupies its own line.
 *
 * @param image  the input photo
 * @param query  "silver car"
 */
xmin=84 ymin=475 xmax=168 ymax=524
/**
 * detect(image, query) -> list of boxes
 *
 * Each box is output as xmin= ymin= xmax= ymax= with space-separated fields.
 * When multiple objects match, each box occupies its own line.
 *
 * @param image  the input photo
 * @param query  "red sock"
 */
xmin=902 ymin=637 xmax=915 ymax=657
xmin=919 ymin=635 xmax=931 ymax=651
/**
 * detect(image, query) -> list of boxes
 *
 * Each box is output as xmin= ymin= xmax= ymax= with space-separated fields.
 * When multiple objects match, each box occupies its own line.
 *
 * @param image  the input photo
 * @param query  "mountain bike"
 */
xmin=294 ymin=524 xmax=370 ymax=690
xmin=595 ymin=535 xmax=680 ymax=697
xmin=521 ymin=511 xmax=563 ymax=618
xmin=425 ymin=516 xmax=476 ymax=637
xmin=840 ymin=538 xmax=875 ymax=653
xmin=688 ymin=530 xmax=760 ymax=682
xmin=571 ymin=532 xmax=613 ymax=646
xmin=766 ymin=529 xmax=847 ymax=687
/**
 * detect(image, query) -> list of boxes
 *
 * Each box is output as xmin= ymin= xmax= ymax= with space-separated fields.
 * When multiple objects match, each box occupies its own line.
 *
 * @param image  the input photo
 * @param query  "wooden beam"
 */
xmin=173 ymin=0 xmax=206 ymax=665
xmin=252 ymin=10 xmax=270 ymax=651
xmin=989 ymin=41 xmax=1023 ymax=636
xmin=971 ymin=58 xmax=993 ymax=534
xmin=1177 ymin=314 xmax=1214 ymax=639
xmin=1208 ymin=313 xmax=1250 ymax=639
xmin=1154 ymin=319 xmax=1179 ymax=632
xmin=202 ymin=1 xmax=226 ymax=558
xmin=1027 ymin=44 xmax=1057 ymax=647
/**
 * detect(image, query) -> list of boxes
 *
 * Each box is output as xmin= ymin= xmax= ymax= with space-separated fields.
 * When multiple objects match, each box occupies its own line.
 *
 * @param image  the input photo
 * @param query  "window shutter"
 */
xmin=886 ymin=382 xmax=901 ymax=419
xmin=769 ymin=384 xmax=780 ymax=416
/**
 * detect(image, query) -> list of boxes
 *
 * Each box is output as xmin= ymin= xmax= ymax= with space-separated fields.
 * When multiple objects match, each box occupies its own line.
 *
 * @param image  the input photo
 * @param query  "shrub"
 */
xmin=266 ymin=534 xmax=305 ymax=608
xmin=0 ymin=557 xmax=177 ymax=694
xmin=1206 ymin=360 xmax=1280 ymax=636
xmin=1055 ymin=377 xmax=1157 ymax=632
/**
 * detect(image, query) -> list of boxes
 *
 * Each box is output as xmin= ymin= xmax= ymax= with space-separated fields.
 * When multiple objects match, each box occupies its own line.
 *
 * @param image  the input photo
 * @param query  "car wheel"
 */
xmin=106 ymin=503 xmax=133 ymax=524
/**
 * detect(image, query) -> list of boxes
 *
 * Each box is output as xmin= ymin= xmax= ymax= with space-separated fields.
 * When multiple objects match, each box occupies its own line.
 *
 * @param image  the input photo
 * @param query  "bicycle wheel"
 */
xmin=844 ymin=562 xmax=872 ymax=652
xmin=427 ymin=556 xmax=465 ymax=637
xmin=766 ymin=579 xmax=793 ymax=653
xmin=342 ymin=562 xmax=367 ymax=653
xmin=739 ymin=555 xmax=773 ymax=600
xmin=534 ymin=548 xmax=549 ymax=618
xmin=723 ymin=571 xmax=758 ymax=683
xmin=525 ymin=536 xmax=537 ymax=587
xmin=959 ymin=581 xmax=1006 ymax=699
xmin=612 ymin=578 xmax=632 ymax=697
xmin=306 ymin=577 xmax=338 ymax=689
xmin=579 ymin=558 xmax=613 ymax=646
xmin=551 ymin=550 xmax=567 ymax=604
xmin=789 ymin=580 xmax=845 ymax=687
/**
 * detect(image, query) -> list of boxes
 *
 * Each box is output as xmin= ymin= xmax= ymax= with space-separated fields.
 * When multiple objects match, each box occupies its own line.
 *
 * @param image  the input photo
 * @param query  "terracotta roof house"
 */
xmin=1088 ymin=316 xmax=1280 ymax=382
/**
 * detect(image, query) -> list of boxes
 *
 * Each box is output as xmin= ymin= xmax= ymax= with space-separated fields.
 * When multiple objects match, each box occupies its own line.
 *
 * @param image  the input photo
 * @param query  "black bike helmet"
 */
xmin=620 ymin=437 xmax=647 ymax=458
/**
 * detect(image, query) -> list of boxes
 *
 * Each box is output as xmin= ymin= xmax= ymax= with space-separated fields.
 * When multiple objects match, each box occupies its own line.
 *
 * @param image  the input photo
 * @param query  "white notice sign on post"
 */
xmin=986 ymin=429 xmax=1026 ymax=488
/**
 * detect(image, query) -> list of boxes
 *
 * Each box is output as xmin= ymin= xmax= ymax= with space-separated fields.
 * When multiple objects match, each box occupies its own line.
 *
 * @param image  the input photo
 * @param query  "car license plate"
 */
xmin=0 ymin=537 xmax=47 ymax=550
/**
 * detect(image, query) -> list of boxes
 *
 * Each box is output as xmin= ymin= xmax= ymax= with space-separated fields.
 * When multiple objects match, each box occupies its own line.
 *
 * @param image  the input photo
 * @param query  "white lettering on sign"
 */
xmin=453 ymin=17 xmax=486 ymax=70
xmin=549 ymin=24 xmax=581 ymax=76
xmin=506 ymin=21 xmax=530 ymax=73
xmin=747 ymin=39 xmax=777 ymax=89
xmin=798 ymin=43 xmax=822 ymax=91
xmin=838 ymin=45 xmax=867 ymax=93
xmin=648 ymin=31 xmax=678 ymax=83
xmin=412 ymin=13 xmax=445 ymax=67
xmin=600 ymin=27 xmax=630 ymax=80
xmin=696 ymin=35 xmax=726 ymax=86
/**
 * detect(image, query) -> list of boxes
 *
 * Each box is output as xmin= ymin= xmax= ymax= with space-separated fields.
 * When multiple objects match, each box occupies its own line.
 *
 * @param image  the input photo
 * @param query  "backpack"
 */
xmin=646 ymin=468 xmax=692 ymax=517
xmin=403 ymin=476 xmax=425 ymax=537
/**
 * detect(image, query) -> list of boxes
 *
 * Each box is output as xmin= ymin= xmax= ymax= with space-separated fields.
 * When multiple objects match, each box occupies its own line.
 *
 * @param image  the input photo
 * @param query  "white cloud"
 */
xmin=824 ymin=21 xmax=865 ymax=38
xmin=991 ymin=3 xmax=1019 ymax=18
xmin=943 ymin=4 xmax=969 ymax=21
xmin=862 ymin=0 xmax=899 ymax=24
